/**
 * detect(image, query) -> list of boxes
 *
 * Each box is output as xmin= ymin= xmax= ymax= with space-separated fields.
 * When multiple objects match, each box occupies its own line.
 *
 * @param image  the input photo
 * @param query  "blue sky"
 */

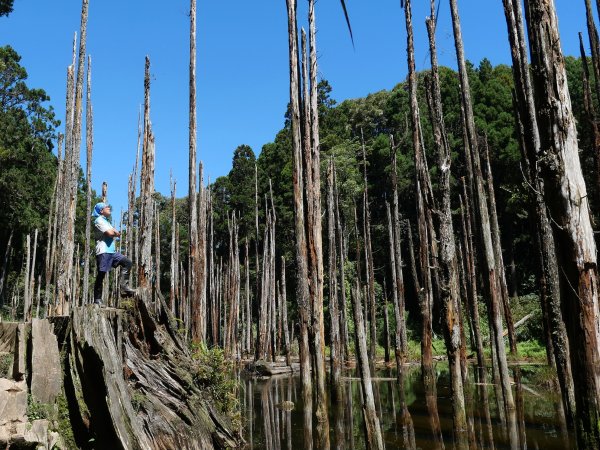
xmin=0 ymin=0 xmax=589 ymax=217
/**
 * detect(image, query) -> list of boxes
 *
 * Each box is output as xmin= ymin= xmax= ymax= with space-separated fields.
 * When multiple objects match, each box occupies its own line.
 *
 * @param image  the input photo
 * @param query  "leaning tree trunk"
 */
xmin=524 ymin=0 xmax=600 ymax=446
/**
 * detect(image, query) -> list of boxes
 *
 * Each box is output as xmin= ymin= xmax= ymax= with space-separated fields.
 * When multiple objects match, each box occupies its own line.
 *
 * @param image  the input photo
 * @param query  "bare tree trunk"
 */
xmin=525 ymin=0 xmax=600 ymax=445
xmin=386 ymin=200 xmax=404 ymax=381
xmin=280 ymin=257 xmax=291 ymax=366
xmin=138 ymin=57 xmax=155 ymax=291
xmin=0 ymin=231 xmax=13 ymax=304
xmin=198 ymin=164 xmax=208 ymax=341
xmin=481 ymin=139 xmax=517 ymax=356
xmin=390 ymin=139 xmax=408 ymax=361
xmin=360 ymin=132 xmax=377 ymax=372
xmin=382 ymin=279 xmax=390 ymax=364
xmin=350 ymin=280 xmax=384 ymax=450
xmin=502 ymin=0 xmax=576 ymax=425
xmin=425 ymin=2 xmax=467 ymax=444
xmin=403 ymin=0 xmax=434 ymax=378
xmin=579 ymin=31 xmax=600 ymax=198
xmin=449 ymin=0 xmax=514 ymax=413
xmin=55 ymin=43 xmax=76 ymax=316
xmin=306 ymin=2 xmax=329 ymax=436
xmin=327 ymin=159 xmax=342 ymax=400
xmin=333 ymin=171 xmax=349 ymax=364
xmin=188 ymin=0 xmax=201 ymax=342
xmin=170 ymin=175 xmax=177 ymax=311
xmin=154 ymin=201 xmax=162 ymax=298
xmin=584 ymin=0 xmax=600 ymax=109
xmin=286 ymin=0 xmax=312 ymax=435
xmin=27 ymin=229 xmax=39 ymax=319
xmin=23 ymin=234 xmax=31 ymax=320
xmin=82 ymin=56 xmax=93 ymax=306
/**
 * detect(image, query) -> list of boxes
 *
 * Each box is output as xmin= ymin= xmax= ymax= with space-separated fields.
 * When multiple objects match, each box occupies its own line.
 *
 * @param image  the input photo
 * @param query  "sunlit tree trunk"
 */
xmin=82 ymin=56 xmax=93 ymax=306
xmin=449 ymin=0 xmax=514 ymax=413
xmin=525 ymin=0 xmax=600 ymax=445
xmin=138 ymin=57 xmax=155 ymax=291
xmin=425 ymin=2 xmax=467 ymax=444
xmin=503 ymin=0 xmax=575 ymax=424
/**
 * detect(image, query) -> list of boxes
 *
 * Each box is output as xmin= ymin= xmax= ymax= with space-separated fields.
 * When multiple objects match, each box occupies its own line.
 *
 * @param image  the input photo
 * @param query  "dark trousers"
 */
xmin=93 ymin=252 xmax=132 ymax=302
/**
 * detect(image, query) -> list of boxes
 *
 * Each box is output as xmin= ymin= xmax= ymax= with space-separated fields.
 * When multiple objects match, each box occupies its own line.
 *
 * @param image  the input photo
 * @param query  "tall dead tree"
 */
xmin=350 ymin=280 xmax=384 ymax=450
xmin=82 ymin=55 xmax=93 ymax=306
xmin=425 ymin=1 xmax=467 ymax=444
xmin=306 ymin=0 xmax=328 ymax=433
xmin=286 ymin=0 xmax=312 ymax=428
xmin=584 ymin=0 xmax=600 ymax=107
xmin=56 ymin=27 xmax=81 ymax=314
xmin=23 ymin=234 xmax=31 ymax=320
xmin=188 ymin=0 xmax=201 ymax=342
xmin=449 ymin=0 xmax=514 ymax=413
xmin=327 ymin=158 xmax=342 ymax=400
xmin=403 ymin=0 xmax=434 ymax=377
xmin=502 ymin=0 xmax=575 ymax=424
xmin=360 ymin=132 xmax=377 ymax=371
xmin=170 ymin=175 xmax=178 ymax=311
xmin=198 ymin=163 xmax=208 ymax=341
xmin=524 ymin=0 xmax=600 ymax=445
xmin=137 ymin=57 xmax=155 ymax=291
xmin=390 ymin=138 xmax=408 ymax=361
xmin=579 ymin=32 xmax=600 ymax=197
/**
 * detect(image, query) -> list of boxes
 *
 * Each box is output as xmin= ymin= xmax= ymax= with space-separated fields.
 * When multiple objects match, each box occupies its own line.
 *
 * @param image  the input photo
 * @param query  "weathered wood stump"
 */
xmin=66 ymin=288 xmax=238 ymax=449
xmin=0 ymin=289 xmax=238 ymax=449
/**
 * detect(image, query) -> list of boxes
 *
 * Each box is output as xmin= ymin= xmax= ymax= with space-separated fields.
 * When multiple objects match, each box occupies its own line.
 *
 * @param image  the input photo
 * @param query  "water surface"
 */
xmin=240 ymin=364 xmax=573 ymax=449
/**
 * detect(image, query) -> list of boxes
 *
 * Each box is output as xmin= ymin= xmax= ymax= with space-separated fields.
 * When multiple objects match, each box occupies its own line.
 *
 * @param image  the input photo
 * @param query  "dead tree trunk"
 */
xmin=482 ymin=139 xmax=518 ymax=356
xmin=579 ymin=32 xmax=600 ymax=199
xmin=449 ymin=0 xmax=514 ymax=413
xmin=390 ymin=139 xmax=408 ymax=361
xmin=425 ymin=2 xmax=468 ymax=444
xmin=525 ymin=0 xmax=600 ymax=445
xmin=307 ymin=1 xmax=329 ymax=433
xmin=188 ymin=0 xmax=201 ymax=342
xmin=138 ymin=57 xmax=155 ymax=291
xmin=280 ymin=257 xmax=291 ymax=366
xmin=403 ymin=0 xmax=434 ymax=378
xmin=170 ymin=175 xmax=178 ymax=312
xmin=23 ymin=234 xmax=31 ymax=320
xmin=82 ymin=56 xmax=93 ymax=306
xmin=350 ymin=280 xmax=384 ymax=450
xmin=360 ymin=132 xmax=377 ymax=372
xmin=502 ymin=0 xmax=576 ymax=425
xmin=386 ymin=200 xmax=404 ymax=381
xmin=55 ymin=40 xmax=76 ymax=316
xmin=198 ymin=164 xmax=208 ymax=342
xmin=0 ymin=230 xmax=13 ymax=304
xmin=327 ymin=159 xmax=342 ymax=400
xmin=286 ymin=0 xmax=313 ymax=429
xmin=584 ymin=0 xmax=600 ymax=109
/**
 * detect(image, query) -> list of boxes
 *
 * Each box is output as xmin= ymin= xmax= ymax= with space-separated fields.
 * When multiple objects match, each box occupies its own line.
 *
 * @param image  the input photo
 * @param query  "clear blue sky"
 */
xmin=0 ymin=0 xmax=588 ymax=218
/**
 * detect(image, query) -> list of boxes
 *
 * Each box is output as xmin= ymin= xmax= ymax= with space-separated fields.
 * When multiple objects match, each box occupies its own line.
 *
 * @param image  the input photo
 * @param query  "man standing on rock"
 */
xmin=92 ymin=202 xmax=135 ymax=306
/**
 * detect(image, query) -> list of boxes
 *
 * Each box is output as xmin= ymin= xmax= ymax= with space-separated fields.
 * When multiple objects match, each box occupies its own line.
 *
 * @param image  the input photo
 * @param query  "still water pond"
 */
xmin=239 ymin=364 xmax=573 ymax=449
